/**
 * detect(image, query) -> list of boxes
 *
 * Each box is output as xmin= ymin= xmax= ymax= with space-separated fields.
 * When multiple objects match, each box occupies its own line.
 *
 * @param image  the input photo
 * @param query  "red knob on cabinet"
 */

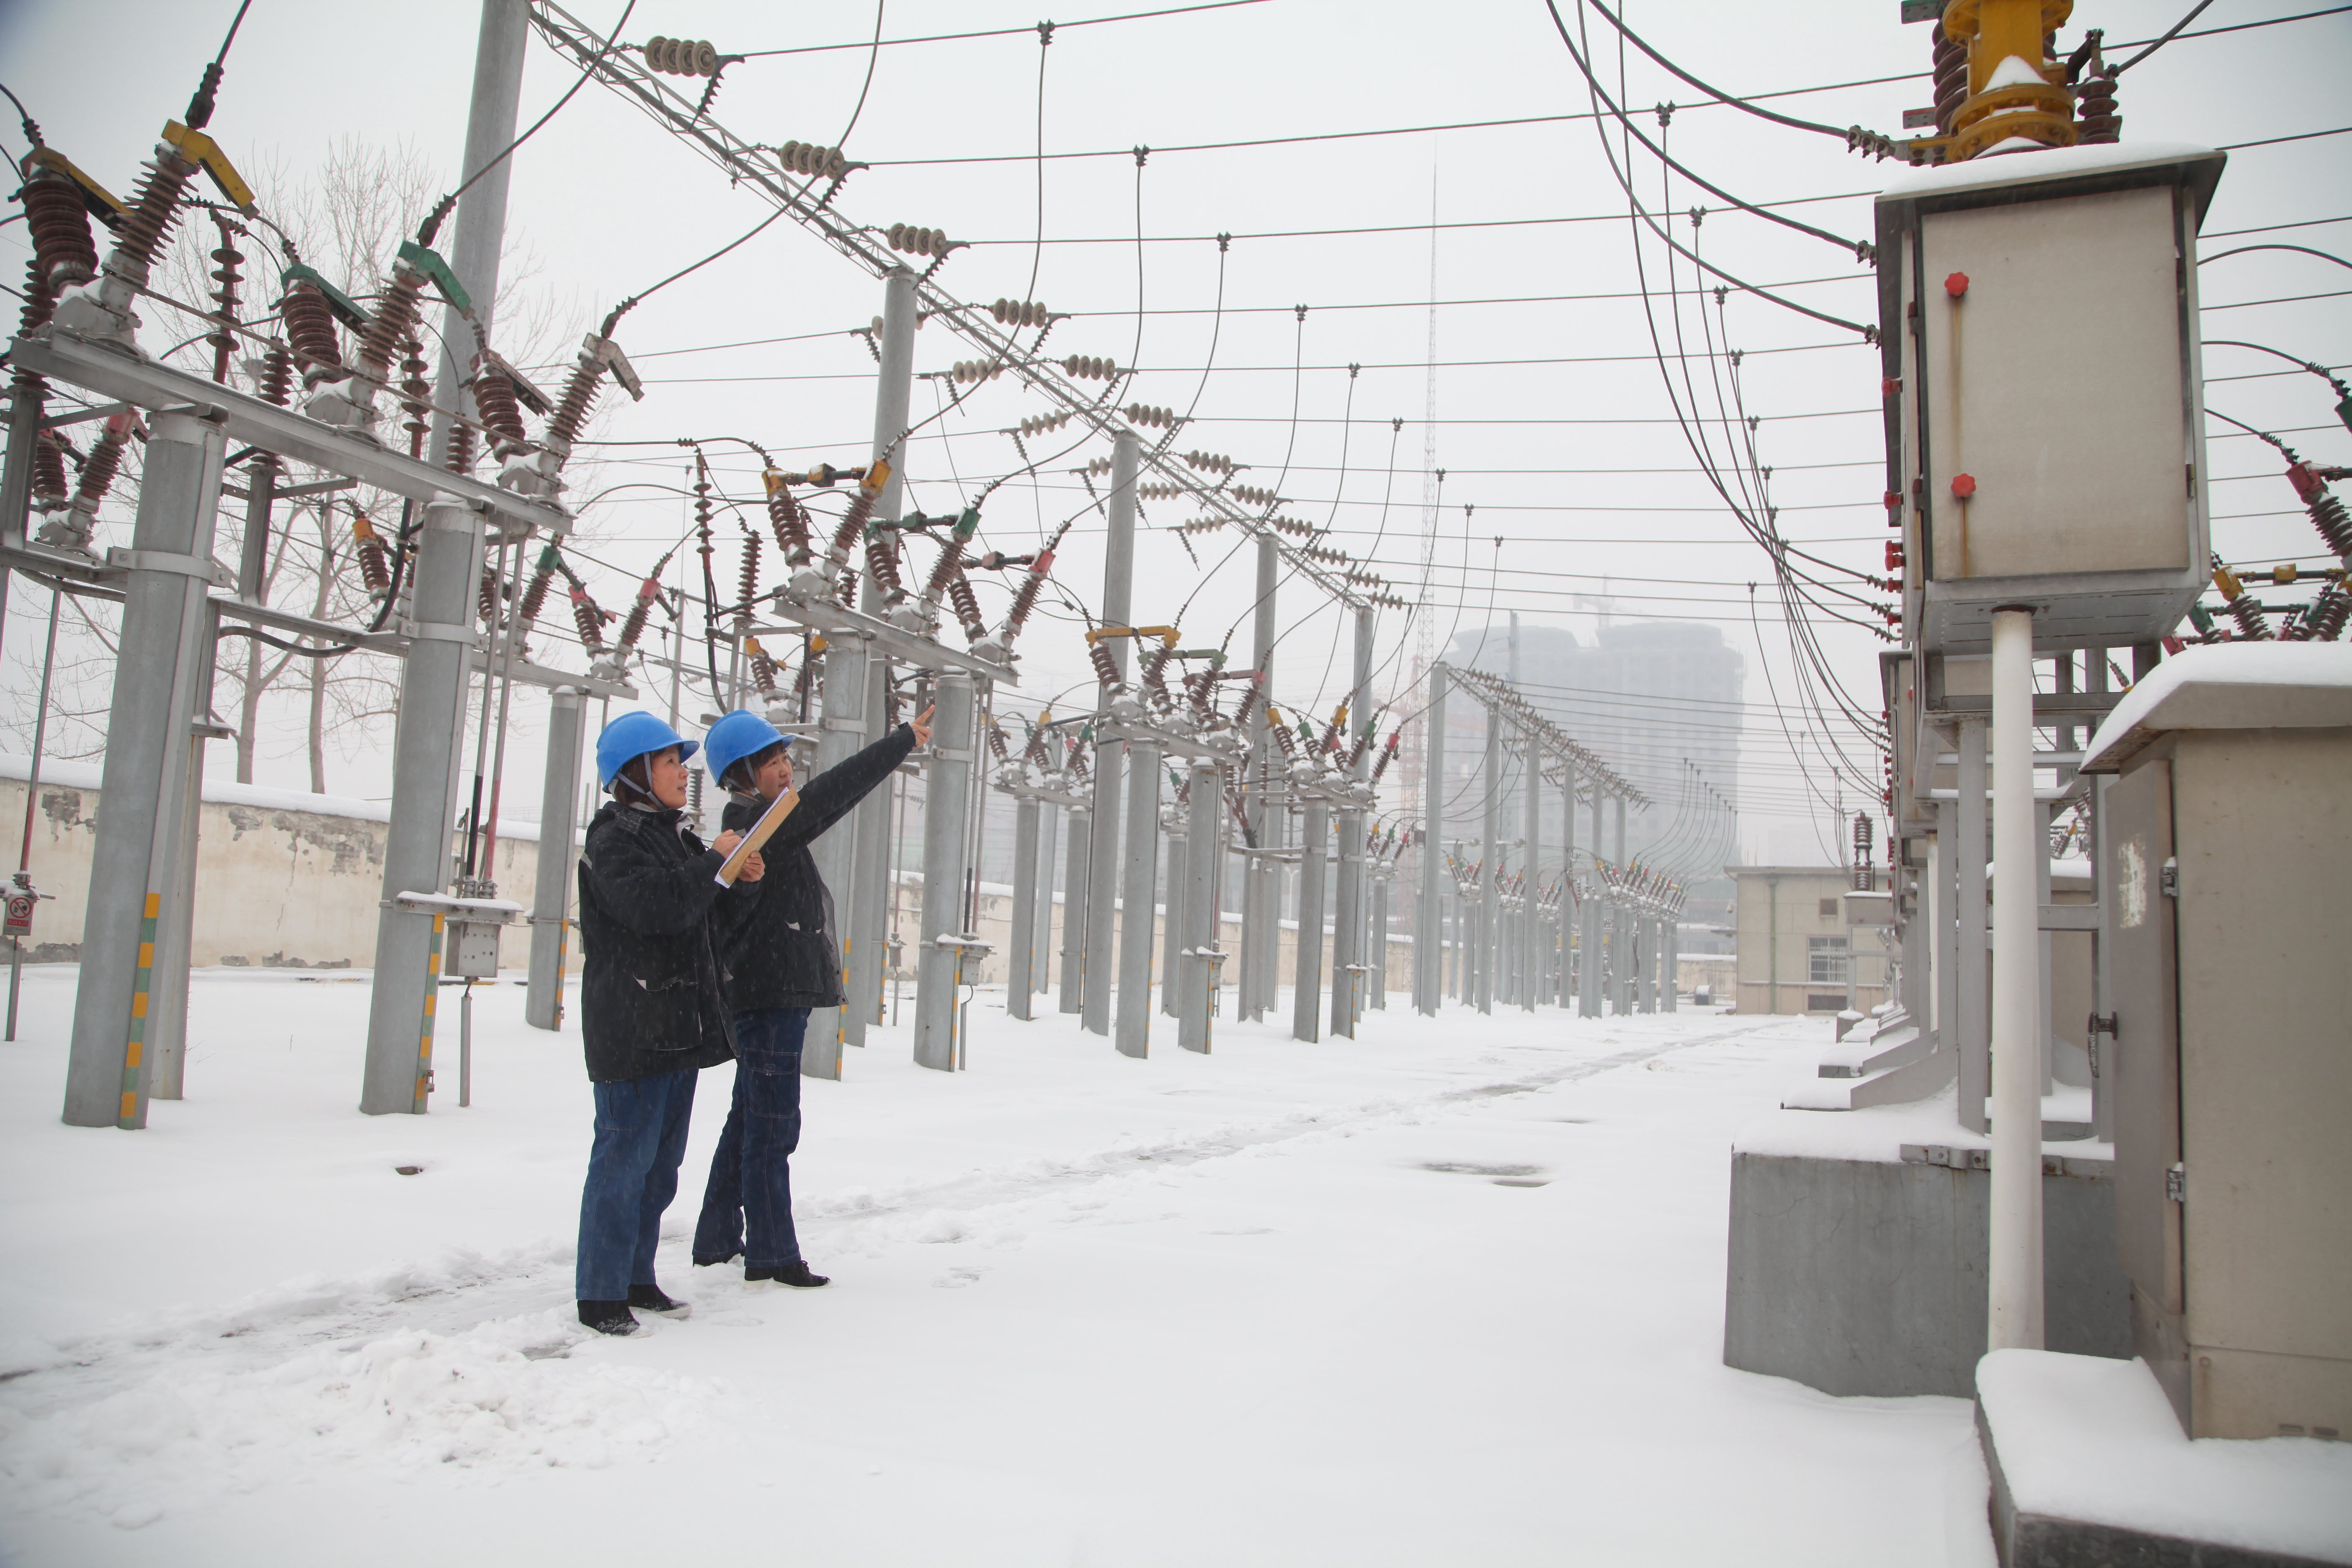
xmin=1945 ymin=271 xmax=1970 ymax=298
xmin=1951 ymin=472 xmax=1977 ymax=499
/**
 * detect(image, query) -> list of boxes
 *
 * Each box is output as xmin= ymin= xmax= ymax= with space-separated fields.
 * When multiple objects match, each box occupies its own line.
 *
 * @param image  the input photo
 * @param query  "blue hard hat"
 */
xmin=595 ymin=711 xmax=697 ymax=789
xmin=703 ymin=709 xmax=801 ymax=787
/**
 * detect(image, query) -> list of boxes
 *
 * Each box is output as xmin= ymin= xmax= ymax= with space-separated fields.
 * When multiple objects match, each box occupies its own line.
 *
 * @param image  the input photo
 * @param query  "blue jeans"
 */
xmin=692 ymin=1008 xmax=808 ymax=1268
xmin=575 ymin=1067 xmax=699 ymax=1302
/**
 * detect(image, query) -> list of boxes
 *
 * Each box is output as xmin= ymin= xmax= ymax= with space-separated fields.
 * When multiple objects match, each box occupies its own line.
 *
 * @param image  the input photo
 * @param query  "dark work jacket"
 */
xmin=575 ymin=801 xmax=756 ymax=1083
xmin=718 ymin=724 xmax=917 ymax=1014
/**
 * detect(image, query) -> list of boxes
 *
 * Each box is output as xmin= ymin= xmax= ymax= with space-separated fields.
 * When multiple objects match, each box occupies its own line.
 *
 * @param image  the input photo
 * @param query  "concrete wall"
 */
xmin=1723 ymin=1150 xmax=2130 ymax=1398
xmin=0 ymin=759 xmax=559 ymax=971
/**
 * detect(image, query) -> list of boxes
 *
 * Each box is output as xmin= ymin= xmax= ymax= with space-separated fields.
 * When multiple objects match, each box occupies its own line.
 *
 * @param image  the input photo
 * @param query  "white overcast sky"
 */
xmin=3 ymin=0 xmax=2345 ymax=862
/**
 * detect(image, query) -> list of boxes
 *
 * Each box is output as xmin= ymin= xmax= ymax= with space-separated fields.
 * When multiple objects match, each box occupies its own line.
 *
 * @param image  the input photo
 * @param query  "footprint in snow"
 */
xmin=934 ymin=1266 xmax=988 ymax=1289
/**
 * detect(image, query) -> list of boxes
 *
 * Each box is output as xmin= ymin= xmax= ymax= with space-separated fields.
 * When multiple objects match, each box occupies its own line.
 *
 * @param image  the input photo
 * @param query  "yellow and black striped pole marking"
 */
xmin=414 ymin=913 xmax=444 ymax=1112
xmin=118 ymin=892 xmax=161 ymax=1129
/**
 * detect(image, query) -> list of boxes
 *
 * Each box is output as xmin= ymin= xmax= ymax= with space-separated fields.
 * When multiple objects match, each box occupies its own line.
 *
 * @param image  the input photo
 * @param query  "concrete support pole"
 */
xmin=1957 ymin=717 xmax=1991 ymax=1134
xmin=913 ymin=674 xmax=975 ymax=1071
xmin=1559 ymin=762 xmax=1577 ymax=1007
xmin=63 ymin=413 xmax=231 ymax=1127
xmin=1177 ymin=759 xmax=1220 ymax=1053
xmin=1522 ymin=738 xmax=1541 ymax=1012
xmin=1007 ymin=795 xmax=1039 ymax=1022
xmin=1058 ymin=802 xmax=1088 ymax=1013
xmin=1161 ymin=812 xmax=1185 ymax=1018
xmin=1661 ymin=911 xmax=1678 ymax=1011
xmin=1371 ymin=873 xmax=1391 ymax=1010
xmin=804 ymin=633 xmax=869 ymax=1078
xmin=843 ymin=268 xmax=920 ymax=1050
xmin=1239 ymin=532 xmax=1277 ymax=1021
xmin=1115 ymin=736 xmax=1162 ymax=1057
xmin=425 ymin=0 xmax=528 ymax=471
xmin=144 ymin=599 xmax=219 ymax=1101
xmin=1414 ymin=665 xmax=1446 ymax=1014
xmin=1081 ymin=433 xmax=1140 ymax=1035
xmin=1578 ymin=885 xmax=1604 ymax=1018
xmin=1988 ymin=609 xmax=2044 ymax=1351
xmin=1292 ymin=799 xmax=1328 ymax=1042
xmin=1032 ymin=802 xmax=1056 ymax=997
xmin=1477 ymin=716 xmax=1499 ymax=1015
xmin=524 ymin=686 xmax=585 ymax=1030
xmin=1638 ymin=914 xmax=1658 ymax=1013
xmin=1330 ymin=606 xmax=1372 ymax=1037
xmin=1935 ymin=803 xmax=1958 ymax=1054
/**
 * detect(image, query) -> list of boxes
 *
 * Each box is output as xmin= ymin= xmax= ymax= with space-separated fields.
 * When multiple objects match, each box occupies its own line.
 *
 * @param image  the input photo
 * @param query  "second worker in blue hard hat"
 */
xmin=690 ymin=699 xmax=934 ymax=1287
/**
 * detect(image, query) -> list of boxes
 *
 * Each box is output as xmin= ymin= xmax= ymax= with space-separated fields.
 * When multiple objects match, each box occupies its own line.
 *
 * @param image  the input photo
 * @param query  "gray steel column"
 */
xmin=1239 ymin=532 xmax=1277 ymax=1020
xmin=524 ymin=686 xmax=584 ymax=1030
xmin=1956 ymin=717 xmax=1991 ymax=1134
xmin=1578 ymin=887 xmax=1603 ymax=1017
xmin=359 ymin=496 xmax=484 ymax=1114
xmin=1291 ymin=799 xmax=1328 ymax=1041
xmin=1416 ymin=664 xmax=1446 ymax=1014
xmin=1638 ymin=913 xmax=1658 ymax=1013
xmin=1371 ymin=871 xmax=1391 ymax=1010
xmin=1058 ymin=799 xmax=1088 ymax=1013
xmin=804 ymin=632 xmax=869 ymax=1079
xmin=1661 ymin=910 xmax=1679 ymax=1011
xmin=1522 ymin=737 xmax=1541 ymax=1012
xmin=145 ymin=601 xmax=219 ymax=1101
xmin=1935 ymin=800 xmax=1959 ymax=1056
xmin=1476 ymin=711 xmax=1499 ymax=1016
xmin=844 ymin=268 xmax=920 ymax=1050
xmin=63 ymin=411 xmax=227 ymax=1127
xmin=1081 ymin=430 xmax=1140 ymax=1036
xmin=1259 ymin=789 xmax=1287 ymax=1010
xmin=1559 ymin=761 xmax=1577 ymax=1006
xmin=1160 ymin=808 xmax=1185 ymax=1018
xmin=1007 ymin=794 xmax=1039 ymax=1022
xmin=426 ymin=0 xmax=528 ymax=471
xmin=1177 ymin=758 xmax=1221 ymax=1053
xmin=913 ymin=674 xmax=975 ymax=1071
xmin=1115 ymin=734 xmax=1161 ymax=1057
xmin=1329 ymin=606 xmax=1372 ymax=1037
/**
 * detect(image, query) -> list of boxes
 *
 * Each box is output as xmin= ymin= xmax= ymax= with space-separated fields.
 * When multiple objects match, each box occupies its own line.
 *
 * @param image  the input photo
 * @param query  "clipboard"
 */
xmin=714 ymin=786 xmax=802 ymax=885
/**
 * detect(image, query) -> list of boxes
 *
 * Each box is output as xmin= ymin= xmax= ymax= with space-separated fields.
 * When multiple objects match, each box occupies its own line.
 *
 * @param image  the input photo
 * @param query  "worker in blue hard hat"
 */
xmin=572 ymin=710 xmax=765 ymax=1337
xmin=691 ymin=698 xmax=933 ymax=1289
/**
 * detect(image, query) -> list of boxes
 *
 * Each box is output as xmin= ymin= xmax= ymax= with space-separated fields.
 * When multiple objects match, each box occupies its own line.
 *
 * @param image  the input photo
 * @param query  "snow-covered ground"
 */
xmin=0 ymin=970 xmax=1994 ymax=1566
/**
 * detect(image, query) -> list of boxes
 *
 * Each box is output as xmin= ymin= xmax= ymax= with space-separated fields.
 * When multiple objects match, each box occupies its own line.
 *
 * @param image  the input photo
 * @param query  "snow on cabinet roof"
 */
xmin=1877 ymin=138 xmax=2220 ymax=202
xmin=2081 ymin=643 xmax=2352 ymax=774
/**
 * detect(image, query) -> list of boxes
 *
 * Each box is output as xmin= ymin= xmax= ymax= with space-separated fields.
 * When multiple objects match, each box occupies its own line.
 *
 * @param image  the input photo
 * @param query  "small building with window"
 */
xmin=1724 ymin=865 xmax=1893 ymax=1016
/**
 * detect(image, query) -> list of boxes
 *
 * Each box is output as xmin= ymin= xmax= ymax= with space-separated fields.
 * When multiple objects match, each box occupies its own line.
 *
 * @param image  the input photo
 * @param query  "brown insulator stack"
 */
xmin=947 ymin=573 xmax=988 ymax=645
xmin=2297 ymin=581 xmax=2350 ymax=641
xmin=1068 ymin=742 xmax=1090 ymax=783
xmin=471 ymin=364 xmax=529 ymax=457
xmin=1346 ymin=725 xmax=1372 ymax=771
xmin=1368 ymin=731 xmax=1400 ymax=784
xmin=1088 ymin=638 xmax=1122 ymax=688
xmin=2213 ymin=559 xmax=2270 ymax=640
xmin=1137 ymin=642 xmax=1175 ymax=704
xmin=353 ymin=513 xmax=393 ymax=593
xmin=30 ymin=432 xmax=69 ymax=512
xmin=985 ymin=720 xmax=1011 ymax=763
xmin=825 ymin=487 xmax=879 ymax=572
xmin=1229 ymin=672 xmax=1265 ymax=732
xmin=519 ymin=543 xmax=561 ymax=624
xmin=446 ymin=420 xmax=477 ymax=477
xmin=1318 ymin=706 xmax=1347 ymax=756
xmin=2073 ymin=71 xmax=2120 ymax=143
xmin=999 ymin=547 xmax=1056 ymax=646
xmin=252 ymin=342 xmax=293 ymax=407
xmin=1931 ymin=23 xmax=1968 ymax=138
xmin=353 ymin=262 xmax=426 ymax=383
xmin=21 ymin=169 xmax=97 ymax=297
xmin=920 ymin=536 xmax=964 ymax=611
xmin=400 ymin=335 xmax=431 ymax=458
xmin=836 ymin=566 xmax=859 ymax=605
xmin=567 ymin=575 xmax=609 ymax=654
xmin=616 ymin=573 xmax=664 ymax=652
xmin=1264 ymin=709 xmax=1299 ymax=762
xmin=111 ymin=146 xmax=200 ymax=282
xmin=792 ymin=654 xmax=817 ymax=703
xmin=207 ymin=214 xmax=243 ymax=384
xmin=544 ymin=348 xmax=607 ymax=453
xmin=280 ymin=281 xmax=343 ymax=385
xmin=747 ymin=636 xmax=782 ymax=696
xmin=72 ymin=415 xmax=133 ymax=511
xmin=737 ymin=531 xmax=762 ymax=619
xmin=766 ymin=483 xmax=812 ymax=558
xmin=2288 ymin=463 xmax=2352 ymax=563
xmin=479 ymin=567 xmax=502 ymax=625
xmin=864 ymin=529 xmax=907 ymax=608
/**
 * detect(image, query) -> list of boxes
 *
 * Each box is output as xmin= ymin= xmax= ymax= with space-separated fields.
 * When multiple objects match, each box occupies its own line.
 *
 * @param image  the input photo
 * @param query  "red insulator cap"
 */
xmin=1944 ymin=271 xmax=1970 ymax=298
xmin=1951 ymin=472 xmax=1978 ymax=499
xmin=2286 ymin=462 xmax=2323 ymax=503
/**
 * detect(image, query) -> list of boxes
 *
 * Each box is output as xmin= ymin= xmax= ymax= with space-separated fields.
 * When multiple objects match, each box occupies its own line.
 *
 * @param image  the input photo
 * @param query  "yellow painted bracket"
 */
xmin=1084 ymin=624 xmax=1180 ymax=646
xmin=163 ymin=120 xmax=257 ymax=216
xmin=24 ymin=147 xmax=126 ymax=225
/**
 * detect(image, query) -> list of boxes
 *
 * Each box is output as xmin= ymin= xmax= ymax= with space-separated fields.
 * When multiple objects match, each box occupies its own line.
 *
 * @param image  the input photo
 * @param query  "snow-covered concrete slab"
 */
xmin=2082 ymin=643 xmax=2352 ymax=774
xmin=1979 ymin=1349 xmax=2352 ymax=1565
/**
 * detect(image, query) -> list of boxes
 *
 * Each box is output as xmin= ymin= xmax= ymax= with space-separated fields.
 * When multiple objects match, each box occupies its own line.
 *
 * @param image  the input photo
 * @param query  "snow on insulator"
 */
xmin=1269 ymin=516 xmax=1313 ymax=538
xmin=773 ymin=142 xmax=850 ymax=179
xmin=1017 ymin=408 xmax=1072 ymax=438
xmin=886 ymin=223 xmax=954 ymax=259
xmin=1180 ymin=517 xmax=1227 ymax=535
xmin=1228 ymin=483 xmax=1282 ymax=508
xmin=1369 ymin=590 xmax=1407 ymax=610
xmin=644 ymin=36 xmax=722 ymax=75
xmin=991 ymin=297 xmax=1050 ymax=327
xmin=1140 ymin=482 xmax=1184 ymax=500
xmin=1183 ymin=450 xmax=1235 ymax=477
xmin=1305 ymin=544 xmax=1346 ymax=565
xmin=952 ymin=358 xmax=1005 ymax=385
xmin=1123 ymin=403 xmax=1174 ymax=429
xmin=1061 ymin=354 xmax=1117 ymax=381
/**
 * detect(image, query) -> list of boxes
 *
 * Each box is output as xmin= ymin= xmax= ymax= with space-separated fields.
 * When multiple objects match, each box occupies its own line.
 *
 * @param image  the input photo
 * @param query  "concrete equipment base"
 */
xmin=1725 ymin=1100 xmax=2128 ymax=1398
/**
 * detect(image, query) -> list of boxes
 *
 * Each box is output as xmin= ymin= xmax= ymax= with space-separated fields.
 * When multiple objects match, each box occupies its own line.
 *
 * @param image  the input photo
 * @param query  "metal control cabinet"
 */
xmin=2086 ymin=662 xmax=2352 ymax=1439
xmin=1876 ymin=144 xmax=2226 ymax=653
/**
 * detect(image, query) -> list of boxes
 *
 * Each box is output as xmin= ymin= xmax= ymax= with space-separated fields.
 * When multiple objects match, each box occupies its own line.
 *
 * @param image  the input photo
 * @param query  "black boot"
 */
xmin=578 ymin=1299 xmax=639 ymax=1336
xmin=692 ymin=1249 xmax=741 ymax=1268
xmin=745 ymin=1260 xmax=830 ymax=1288
xmin=627 ymin=1283 xmax=691 ymax=1318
